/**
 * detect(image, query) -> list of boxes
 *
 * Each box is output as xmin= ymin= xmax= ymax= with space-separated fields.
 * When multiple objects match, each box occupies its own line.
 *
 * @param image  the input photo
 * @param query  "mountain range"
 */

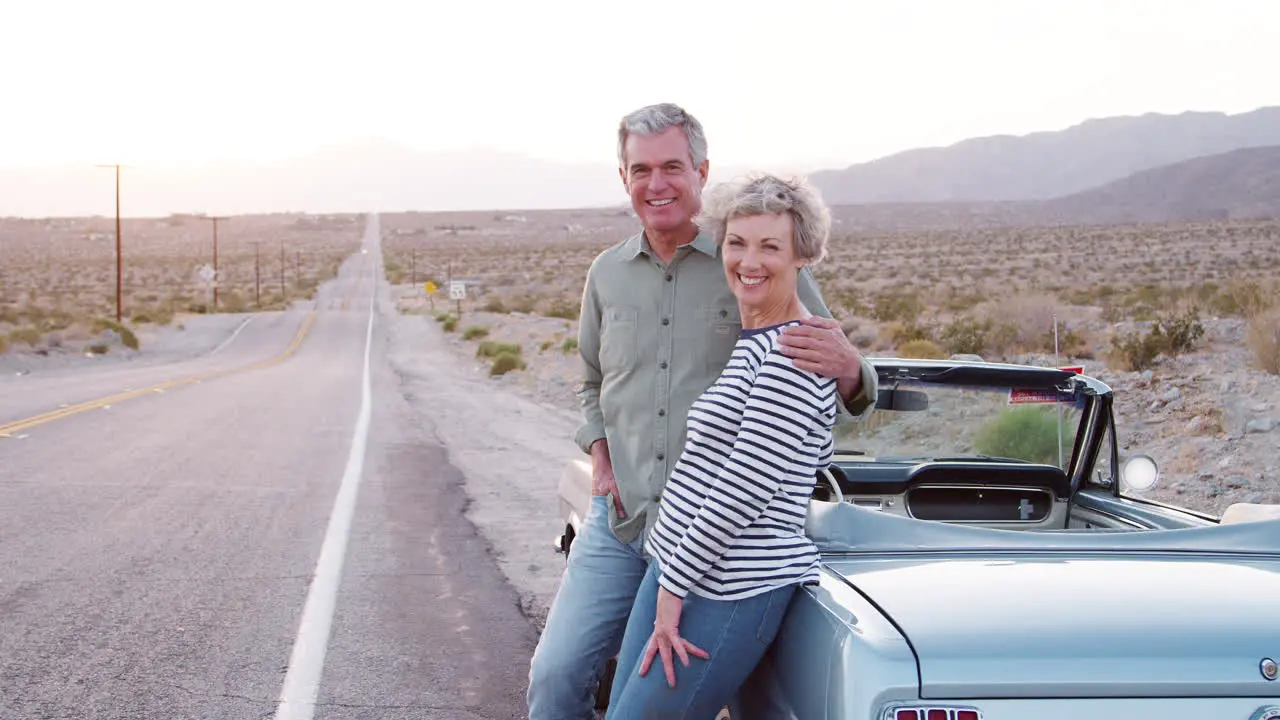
xmin=2 ymin=106 xmax=1278 ymax=227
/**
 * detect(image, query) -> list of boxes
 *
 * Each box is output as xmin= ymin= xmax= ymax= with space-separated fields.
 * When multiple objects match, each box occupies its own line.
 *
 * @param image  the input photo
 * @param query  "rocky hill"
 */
xmin=812 ymin=106 xmax=1280 ymax=204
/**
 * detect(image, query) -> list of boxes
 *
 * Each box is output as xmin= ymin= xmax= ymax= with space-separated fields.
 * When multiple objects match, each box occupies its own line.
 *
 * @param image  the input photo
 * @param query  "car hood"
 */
xmin=824 ymin=553 xmax=1280 ymax=699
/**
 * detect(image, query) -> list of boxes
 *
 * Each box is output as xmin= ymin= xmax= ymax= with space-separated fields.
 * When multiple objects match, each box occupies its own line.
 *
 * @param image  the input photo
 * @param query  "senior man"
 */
xmin=526 ymin=102 xmax=877 ymax=719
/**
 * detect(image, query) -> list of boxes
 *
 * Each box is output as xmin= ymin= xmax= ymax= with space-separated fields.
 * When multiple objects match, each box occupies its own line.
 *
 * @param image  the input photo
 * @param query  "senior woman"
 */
xmin=605 ymin=172 xmax=839 ymax=718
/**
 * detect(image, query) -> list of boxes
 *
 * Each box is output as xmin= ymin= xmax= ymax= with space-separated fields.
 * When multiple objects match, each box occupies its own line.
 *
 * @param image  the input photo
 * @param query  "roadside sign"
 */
xmin=449 ymin=281 xmax=466 ymax=300
xmin=424 ymin=281 xmax=438 ymax=295
xmin=1009 ymin=367 xmax=1084 ymax=405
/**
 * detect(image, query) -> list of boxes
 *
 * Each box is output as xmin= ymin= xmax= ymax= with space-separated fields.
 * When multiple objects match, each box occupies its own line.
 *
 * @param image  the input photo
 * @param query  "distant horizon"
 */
xmin=3 ymin=101 xmax=1278 ymax=220
xmin=3 ymin=102 xmax=1275 ymax=175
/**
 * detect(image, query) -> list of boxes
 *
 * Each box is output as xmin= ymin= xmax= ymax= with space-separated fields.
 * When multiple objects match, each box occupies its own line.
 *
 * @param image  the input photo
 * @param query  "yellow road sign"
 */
xmin=425 ymin=281 xmax=438 ymax=295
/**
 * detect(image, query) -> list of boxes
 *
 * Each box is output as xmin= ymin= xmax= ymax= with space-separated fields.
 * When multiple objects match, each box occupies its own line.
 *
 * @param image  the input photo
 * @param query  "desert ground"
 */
xmin=4 ymin=207 xmax=1279 ymax=630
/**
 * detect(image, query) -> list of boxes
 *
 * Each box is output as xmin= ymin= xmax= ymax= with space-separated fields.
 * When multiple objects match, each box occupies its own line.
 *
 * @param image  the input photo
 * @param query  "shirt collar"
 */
xmin=623 ymin=229 xmax=720 ymax=260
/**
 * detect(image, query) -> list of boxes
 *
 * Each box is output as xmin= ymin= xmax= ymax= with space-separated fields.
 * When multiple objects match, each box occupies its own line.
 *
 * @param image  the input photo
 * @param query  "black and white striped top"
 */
xmin=646 ymin=320 xmax=837 ymax=601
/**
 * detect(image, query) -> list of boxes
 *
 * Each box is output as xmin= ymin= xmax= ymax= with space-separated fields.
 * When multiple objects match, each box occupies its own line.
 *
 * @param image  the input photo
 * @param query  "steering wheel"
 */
xmin=817 ymin=467 xmax=845 ymax=504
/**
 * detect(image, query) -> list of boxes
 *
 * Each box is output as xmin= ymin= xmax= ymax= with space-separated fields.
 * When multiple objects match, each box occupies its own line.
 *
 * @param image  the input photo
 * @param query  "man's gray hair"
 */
xmin=617 ymin=103 xmax=708 ymax=170
xmin=697 ymin=172 xmax=832 ymax=264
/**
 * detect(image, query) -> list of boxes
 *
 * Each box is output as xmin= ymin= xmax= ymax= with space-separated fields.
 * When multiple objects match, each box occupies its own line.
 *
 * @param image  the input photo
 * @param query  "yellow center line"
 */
xmin=0 ymin=311 xmax=317 ymax=438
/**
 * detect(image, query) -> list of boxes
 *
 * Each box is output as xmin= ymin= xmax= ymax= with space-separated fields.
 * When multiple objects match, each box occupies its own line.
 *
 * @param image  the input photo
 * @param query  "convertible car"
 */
xmin=553 ymin=357 xmax=1280 ymax=720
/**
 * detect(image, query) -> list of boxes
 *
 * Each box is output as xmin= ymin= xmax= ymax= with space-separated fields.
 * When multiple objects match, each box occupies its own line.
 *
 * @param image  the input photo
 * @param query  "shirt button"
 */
xmin=657 ymin=452 xmax=665 ymax=461
xmin=660 ymin=361 xmax=668 ymax=370
xmin=662 ymin=318 xmax=670 ymax=326
xmin=658 ymin=409 xmax=666 ymax=416
xmin=665 ymin=274 xmax=673 ymax=282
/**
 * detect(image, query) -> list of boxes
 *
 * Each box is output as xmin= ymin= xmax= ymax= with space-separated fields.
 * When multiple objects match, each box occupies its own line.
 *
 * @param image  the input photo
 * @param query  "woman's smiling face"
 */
xmin=721 ymin=212 xmax=806 ymax=316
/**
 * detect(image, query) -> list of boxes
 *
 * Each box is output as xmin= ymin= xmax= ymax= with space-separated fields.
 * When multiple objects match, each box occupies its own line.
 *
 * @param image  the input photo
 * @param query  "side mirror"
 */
xmin=1119 ymin=454 xmax=1160 ymax=493
xmin=876 ymin=388 xmax=929 ymax=411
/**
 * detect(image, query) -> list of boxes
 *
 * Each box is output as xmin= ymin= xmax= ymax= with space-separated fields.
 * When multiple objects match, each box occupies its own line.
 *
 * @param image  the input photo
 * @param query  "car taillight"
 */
xmin=886 ymin=707 xmax=983 ymax=720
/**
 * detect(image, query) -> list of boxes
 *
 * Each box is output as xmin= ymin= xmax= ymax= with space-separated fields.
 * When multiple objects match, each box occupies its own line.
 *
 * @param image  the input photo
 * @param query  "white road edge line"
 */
xmin=272 ymin=251 xmax=377 ymax=720
xmin=209 ymin=315 xmax=257 ymax=357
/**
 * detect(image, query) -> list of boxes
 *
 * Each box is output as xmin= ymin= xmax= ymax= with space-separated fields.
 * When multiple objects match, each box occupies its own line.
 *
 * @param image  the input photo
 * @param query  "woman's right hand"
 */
xmin=639 ymin=587 xmax=709 ymax=688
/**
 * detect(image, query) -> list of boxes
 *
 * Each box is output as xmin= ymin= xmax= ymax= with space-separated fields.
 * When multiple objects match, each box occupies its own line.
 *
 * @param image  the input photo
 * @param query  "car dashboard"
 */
xmin=815 ymin=455 xmax=1072 ymax=530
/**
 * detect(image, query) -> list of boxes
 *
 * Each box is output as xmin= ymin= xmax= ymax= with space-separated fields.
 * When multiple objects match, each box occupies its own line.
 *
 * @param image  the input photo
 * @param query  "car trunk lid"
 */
xmin=825 ymin=553 xmax=1280 ymax=699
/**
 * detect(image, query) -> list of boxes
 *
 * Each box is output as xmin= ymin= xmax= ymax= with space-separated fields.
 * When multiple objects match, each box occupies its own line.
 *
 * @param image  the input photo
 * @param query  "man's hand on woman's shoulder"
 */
xmin=777 ymin=316 xmax=863 ymax=392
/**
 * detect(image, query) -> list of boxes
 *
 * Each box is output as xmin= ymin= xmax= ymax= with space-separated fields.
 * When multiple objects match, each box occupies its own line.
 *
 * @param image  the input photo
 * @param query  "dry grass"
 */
xmin=0 ymin=212 xmax=363 ymax=353
xmin=1247 ymin=309 xmax=1280 ymax=375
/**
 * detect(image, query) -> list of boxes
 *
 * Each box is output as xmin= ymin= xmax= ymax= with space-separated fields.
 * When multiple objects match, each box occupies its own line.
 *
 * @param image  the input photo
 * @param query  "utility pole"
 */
xmin=96 ymin=164 xmax=123 ymax=322
xmin=411 ymin=247 xmax=417 ymax=286
xmin=279 ymin=239 xmax=286 ymax=300
xmin=254 ymin=241 xmax=261 ymax=307
xmin=199 ymin=215 xmax=230 ymax=311
xmin=295 ymin=250 xmax=301 ymax=286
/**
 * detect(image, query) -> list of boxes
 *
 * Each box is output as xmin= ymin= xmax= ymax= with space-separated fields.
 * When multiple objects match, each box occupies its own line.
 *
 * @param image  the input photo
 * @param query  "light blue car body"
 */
xmin=555 ymin=358 xmax=1280 ymax=719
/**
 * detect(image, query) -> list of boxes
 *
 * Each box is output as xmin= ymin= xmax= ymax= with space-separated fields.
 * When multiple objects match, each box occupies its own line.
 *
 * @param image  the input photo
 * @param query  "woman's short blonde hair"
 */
xmin=696 ymin=172 xmax=831 ymax=264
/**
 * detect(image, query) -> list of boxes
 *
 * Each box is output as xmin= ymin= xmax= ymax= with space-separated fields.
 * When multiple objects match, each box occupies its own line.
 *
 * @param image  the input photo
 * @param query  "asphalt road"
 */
xmin=0 ymin=214 xmax=540 ymax=719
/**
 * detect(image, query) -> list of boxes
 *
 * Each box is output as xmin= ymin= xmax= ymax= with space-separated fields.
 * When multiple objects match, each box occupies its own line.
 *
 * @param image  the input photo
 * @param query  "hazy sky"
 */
xmin=3 ymin=0 xmax=1277 ymax=172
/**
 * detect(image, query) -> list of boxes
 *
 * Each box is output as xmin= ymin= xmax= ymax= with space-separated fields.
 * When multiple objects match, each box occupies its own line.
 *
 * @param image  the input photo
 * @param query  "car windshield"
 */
xmin=835 ymin=380 xmax=1086 ymax=471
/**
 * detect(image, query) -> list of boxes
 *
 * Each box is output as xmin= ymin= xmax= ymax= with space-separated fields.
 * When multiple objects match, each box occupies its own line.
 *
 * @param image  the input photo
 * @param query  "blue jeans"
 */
xmin=605 ymin=558 xmax=797 ymax=720
xmin=527 ymin=495 xmax=649 ymax=720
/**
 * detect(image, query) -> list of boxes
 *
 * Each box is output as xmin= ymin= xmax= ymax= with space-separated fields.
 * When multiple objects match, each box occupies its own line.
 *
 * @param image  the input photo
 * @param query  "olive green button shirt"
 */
xmin=574 ymin=230 xmax=877 ymax=545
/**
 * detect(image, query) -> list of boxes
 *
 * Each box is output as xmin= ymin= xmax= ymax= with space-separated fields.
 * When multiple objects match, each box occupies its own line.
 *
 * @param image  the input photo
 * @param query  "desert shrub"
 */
xmin=477 ymin=341 xmax=521 ymax=358
xmin=383 ymin=259 xmax=405 ymax=285
xmin=831 ymin=289 xmax=870 ymax=317
xmin=92 ymin=318 xmax=140 ymax=350
xmin=462 ymin=325 xmax=490 ymax=340
xmin=974 ymin=405 xmax=1072 ymax=465
xmin=87 ymin=343 xmax=109 ymax=355
xmin=0 ymin=336 xmax=7 ymax=354
xmin=1207 ymin=279 xmax=1271 ymax=318
xmin=132 ymin=305 xmax=175 ymax=326
xmin=871 ymin=291 xmax=924 ymax=323
xmin=941 ymin=289 xmax=987 ymax=314
xmin=8 ymin=327 xmax=42 ymax=347
xmin=986 ymin=321 xmax=1021 ymax=357
xmin=562 ymin=337 xmax=579 ymax=354
xmin=998 ymin=294 xmax=1064 ymax=350
xmin=897 ymin=339 xmax=946 ymax=359
xmin=545 ymin=297 xmax=579 ymax=320
xmin=1151 ymin=309 xmax=1205 ymax=356
xmin=939 ymin=315 xmax=990 ymax=356
xmin=441 ymin=316 xmax=458 ymax=332
xmin=220 ymin=291 xmax=248 ymax=314
xmin=36 ymin=309 xmax=74 ymax=332
xmin=1246 ymin=310 xmax=1280 ymax=375
xmin=884 ymin=319 xmax=935 ymax=345
xmin=482 ymin=297 xmax=507 ymax=313
xmin=489 ymin=351 xmax=526 ymax=376
xmin=507 ymin=295 xmax=538 ymax=314
xmin=539 ymin=339 xmax=554 ymax=352
xmin=1105 ymin=329 xmax=1164 ymax=371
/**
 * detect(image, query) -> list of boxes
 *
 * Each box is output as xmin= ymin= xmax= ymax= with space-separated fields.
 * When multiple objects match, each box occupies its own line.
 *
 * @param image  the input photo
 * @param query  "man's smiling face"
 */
xmin=619 ymin=126 xmax=708 ymax=234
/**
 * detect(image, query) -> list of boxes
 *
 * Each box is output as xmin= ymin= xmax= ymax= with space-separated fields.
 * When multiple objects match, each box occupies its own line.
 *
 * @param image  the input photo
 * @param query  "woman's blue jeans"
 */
xmin=606 ymin=558 xmax=797 ymax=719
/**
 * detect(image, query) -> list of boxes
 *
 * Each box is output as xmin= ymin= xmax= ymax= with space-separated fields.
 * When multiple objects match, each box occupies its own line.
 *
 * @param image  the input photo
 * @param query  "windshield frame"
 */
xmin=865 ymin=358 xmax=1114 ymax=496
